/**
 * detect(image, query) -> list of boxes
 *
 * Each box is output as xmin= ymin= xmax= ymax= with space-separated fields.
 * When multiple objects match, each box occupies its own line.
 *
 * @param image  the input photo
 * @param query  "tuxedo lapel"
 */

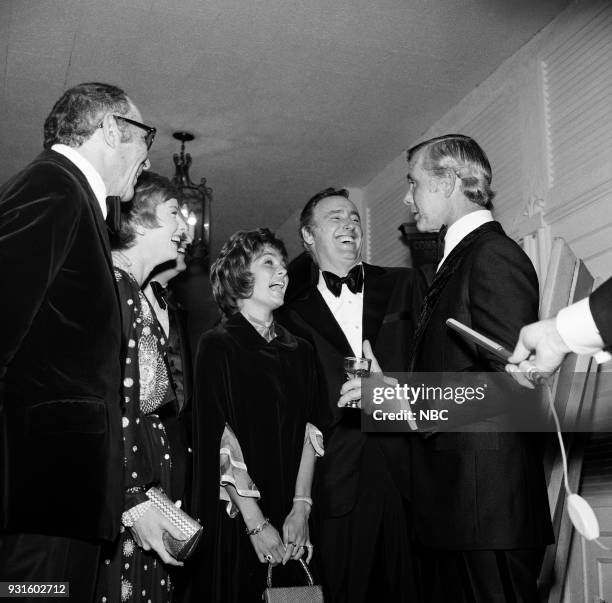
xmin=284 ymin=255 xmax=353 ymax=356
xmin=362 ymin=263 xmax=394 ymax=347
xmin=410 ymin=221 xmax=502 ymax=364
xmin=290 ymin=289 xmax=354 ymax=357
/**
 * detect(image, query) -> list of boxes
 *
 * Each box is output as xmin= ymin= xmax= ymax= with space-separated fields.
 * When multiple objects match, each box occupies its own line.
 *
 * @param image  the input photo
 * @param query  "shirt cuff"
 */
xmin=556 ymin=297 xmax=605 ymax=355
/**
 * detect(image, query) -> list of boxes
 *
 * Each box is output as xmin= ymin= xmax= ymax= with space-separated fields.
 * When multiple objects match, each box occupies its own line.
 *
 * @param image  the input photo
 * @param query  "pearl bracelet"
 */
xmin=245 ymin=517 xmax=270 ymax=536
xmin=121 ymin=500 xmax=153 ymax=527
xmin=293 ymin=496 xmax=313 ymax=507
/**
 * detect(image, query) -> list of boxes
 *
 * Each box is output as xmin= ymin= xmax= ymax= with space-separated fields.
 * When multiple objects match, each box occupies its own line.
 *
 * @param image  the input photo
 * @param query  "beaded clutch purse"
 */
xmin=263 ymin=559 xmax=324 ymax=603
xmin=146 ymin=487 xmax=203 ymax=561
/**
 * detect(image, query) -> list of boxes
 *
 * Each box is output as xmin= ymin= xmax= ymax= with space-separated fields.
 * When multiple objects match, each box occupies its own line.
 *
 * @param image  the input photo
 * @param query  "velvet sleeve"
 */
xmin=301 ymin=338 xmax=332 ymax=435
xmin=191 ymin=330 xmax=237 ymax=529
xmin=0 ymin=168 xmax=80 ymax=375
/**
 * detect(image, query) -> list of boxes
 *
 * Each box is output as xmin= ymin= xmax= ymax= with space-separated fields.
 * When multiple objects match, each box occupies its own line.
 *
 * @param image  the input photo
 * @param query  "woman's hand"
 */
xmin=130 ymin=506 xmax=184 ymax=567
xmin=249 ymin=523 xmax=285 ymax=566
xmin=282 ymin=502 xmax=313 ymax=564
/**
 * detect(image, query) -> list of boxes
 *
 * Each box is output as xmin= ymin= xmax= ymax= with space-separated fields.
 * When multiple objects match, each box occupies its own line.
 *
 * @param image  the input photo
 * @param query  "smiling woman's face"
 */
xmin=240 ymin=246 xmax=288 ymax=317
xmin=140 ymin=197 xmax=182 ymax=266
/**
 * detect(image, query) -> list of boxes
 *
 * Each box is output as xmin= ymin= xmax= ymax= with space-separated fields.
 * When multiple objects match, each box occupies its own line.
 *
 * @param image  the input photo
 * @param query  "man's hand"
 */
xmin=130 ymin=505 xmax=185 ymax=567
xmin=506 ymin=318 xmax=571 ymax=388
xmin=337 ymin=339 xmax=397 ymax=409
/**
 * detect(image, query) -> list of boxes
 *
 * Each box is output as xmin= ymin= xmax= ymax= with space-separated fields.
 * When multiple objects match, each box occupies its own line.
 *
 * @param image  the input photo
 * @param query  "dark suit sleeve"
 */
xmin=589 ymin=276 xmax=612 ymax=347
xmin=457 ymin=239 xmax=539 ymax=424
xmin=415 ymin=239 xmax=540 ymax=431
xmin=0 ymin=167 xmax=80 ymax=374
xmin=469 ymin=239 xmax=540 ymax=368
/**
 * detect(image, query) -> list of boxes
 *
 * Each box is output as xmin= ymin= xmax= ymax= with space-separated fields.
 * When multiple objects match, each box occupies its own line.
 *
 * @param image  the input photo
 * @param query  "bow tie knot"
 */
xmin=150 ymin=281 xmax=168 ymax=310
xmin=322 ymin=265 xmax=364 ymax=297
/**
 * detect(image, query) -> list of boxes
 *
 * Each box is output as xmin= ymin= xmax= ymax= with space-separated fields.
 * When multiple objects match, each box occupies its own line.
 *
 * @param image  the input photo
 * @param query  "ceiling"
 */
xmin=0 ymin=0 xmax=571 ymax=253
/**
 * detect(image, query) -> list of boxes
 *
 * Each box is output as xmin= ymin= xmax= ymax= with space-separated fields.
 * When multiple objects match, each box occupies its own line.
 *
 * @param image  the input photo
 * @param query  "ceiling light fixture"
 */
xmin=172 ymin=131 xmax=212 ymax=268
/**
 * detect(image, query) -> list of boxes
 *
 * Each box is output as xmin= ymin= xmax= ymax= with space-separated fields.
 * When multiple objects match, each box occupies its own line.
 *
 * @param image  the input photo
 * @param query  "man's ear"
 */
xmin=99 ymin=113 xmax=121 ymax=149
xmin=301 ymin=225 xmax=314 ymax=246
xmin=431 ymin=168 xmax=457 ymax=199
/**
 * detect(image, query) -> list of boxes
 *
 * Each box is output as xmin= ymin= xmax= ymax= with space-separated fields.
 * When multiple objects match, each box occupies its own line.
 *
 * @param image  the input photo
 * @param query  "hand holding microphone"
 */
xmin=445 ymin=318 xmax=548 ymax=388
xmin=505 ymin=318 xmax=572 ymax=387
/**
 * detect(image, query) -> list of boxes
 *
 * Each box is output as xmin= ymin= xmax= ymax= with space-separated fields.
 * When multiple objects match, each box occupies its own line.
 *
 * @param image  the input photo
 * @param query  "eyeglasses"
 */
xmin=99 ymin=114 xmax=156 ymax=150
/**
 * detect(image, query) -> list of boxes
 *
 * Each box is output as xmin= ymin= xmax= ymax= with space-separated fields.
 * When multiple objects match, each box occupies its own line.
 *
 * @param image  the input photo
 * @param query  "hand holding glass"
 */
xmin=343 ymin=356 xmax=372 ymax=409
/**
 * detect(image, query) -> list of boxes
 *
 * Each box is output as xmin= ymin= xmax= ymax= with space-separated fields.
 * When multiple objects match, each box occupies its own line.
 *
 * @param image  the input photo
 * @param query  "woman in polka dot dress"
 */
xmin=95 ymin=172 xmax=188 ymax=603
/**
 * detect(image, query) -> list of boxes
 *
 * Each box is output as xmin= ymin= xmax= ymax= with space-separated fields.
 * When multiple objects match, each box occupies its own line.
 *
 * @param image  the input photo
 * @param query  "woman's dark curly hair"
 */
xmin=211 ymin=228 xmax=288 ymax=317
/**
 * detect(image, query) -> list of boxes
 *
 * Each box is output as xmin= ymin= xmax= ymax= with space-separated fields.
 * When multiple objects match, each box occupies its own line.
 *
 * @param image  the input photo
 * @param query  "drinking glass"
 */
xmin=343 ymin=356 xmax=372 ymax=409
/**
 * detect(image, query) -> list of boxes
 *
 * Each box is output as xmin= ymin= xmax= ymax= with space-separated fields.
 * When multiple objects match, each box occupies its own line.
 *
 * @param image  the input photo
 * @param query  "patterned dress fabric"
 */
xmin=95 ymin=268 xmax=176 ymax=603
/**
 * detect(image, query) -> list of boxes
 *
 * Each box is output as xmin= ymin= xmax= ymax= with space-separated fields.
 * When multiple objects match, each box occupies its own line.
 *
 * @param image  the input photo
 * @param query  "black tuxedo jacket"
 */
xmin=277 ymin=259 xmax=425 ymax=516
xmin=590 ymin=276 xmax=612 ymax=347
xmin=410 ymin=221 xmax=553 ymax=550
xmin=0 ymin=150 xmax=123 ymax=540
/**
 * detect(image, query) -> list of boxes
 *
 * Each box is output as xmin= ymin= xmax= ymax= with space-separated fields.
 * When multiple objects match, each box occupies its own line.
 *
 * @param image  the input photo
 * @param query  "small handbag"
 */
xmin=262 ymin=558 xmax=324 ymax=603
xmin=146 ymin=487 xmax=203 ymax=561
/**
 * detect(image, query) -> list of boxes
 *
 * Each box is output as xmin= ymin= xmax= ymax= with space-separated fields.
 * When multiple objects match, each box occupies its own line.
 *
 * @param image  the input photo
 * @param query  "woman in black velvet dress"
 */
xmin=191 ymin=229 xmax=326 ymax=602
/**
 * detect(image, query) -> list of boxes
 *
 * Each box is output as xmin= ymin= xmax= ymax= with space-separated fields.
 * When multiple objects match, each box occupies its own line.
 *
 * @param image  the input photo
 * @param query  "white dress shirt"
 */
xmin=556 ymin=297 xmax=610 ymax=363
xmin=438 ymin=209 xmax=494 ymax=271
xmin=317 ymin=268 xmax=364 ymax=357
xmin=51 ymin=144 xmax=108 ymax=218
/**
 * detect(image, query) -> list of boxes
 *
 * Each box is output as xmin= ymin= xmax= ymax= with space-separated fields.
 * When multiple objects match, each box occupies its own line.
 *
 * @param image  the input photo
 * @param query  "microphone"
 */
xmin=445 ymin=318 xmax=547 ymax=384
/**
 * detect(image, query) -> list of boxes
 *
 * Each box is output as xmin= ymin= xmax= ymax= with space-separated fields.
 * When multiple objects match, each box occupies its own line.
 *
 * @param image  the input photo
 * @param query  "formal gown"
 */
xmin=95 ymin=267 xmax=183 ymax=603
xmin=190 ymin=312 xmax=327 ymax=602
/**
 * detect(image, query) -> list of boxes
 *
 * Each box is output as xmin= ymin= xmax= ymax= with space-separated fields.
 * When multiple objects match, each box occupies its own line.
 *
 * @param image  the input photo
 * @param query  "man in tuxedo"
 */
xmin=507 ymin=276 xmax=612 ymax=385
xmin=0 ymin=82 xmax=153 ymax=600
xmin=403 ymin=134 xmax=553 ymax=601
xmin=277 ymin=188 xmax=425 ymax=602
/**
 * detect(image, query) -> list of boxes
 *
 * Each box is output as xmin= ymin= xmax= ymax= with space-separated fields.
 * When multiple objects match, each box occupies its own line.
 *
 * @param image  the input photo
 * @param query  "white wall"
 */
xmin=364 ymin=0 xmax=612 ymax=285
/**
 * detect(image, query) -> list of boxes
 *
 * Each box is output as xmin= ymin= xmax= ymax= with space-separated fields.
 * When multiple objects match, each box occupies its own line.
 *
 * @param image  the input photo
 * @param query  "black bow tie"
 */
xmin=150 ymin=281 xmax=168 ymax=310
xmin=105 ymin=196 xmax=121 ymax=235
xmin=322 ymin=265 xmax=364 ymax=297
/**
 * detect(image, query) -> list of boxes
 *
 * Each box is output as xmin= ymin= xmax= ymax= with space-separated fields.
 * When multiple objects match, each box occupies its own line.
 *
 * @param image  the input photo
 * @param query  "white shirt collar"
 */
xmin=438 ymin=210 xmax=494 ymax=270
xmin=51 ymin=144 xmax=108 ymax=218
xmin=316 ymin=264 xmax=364 ymax=357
